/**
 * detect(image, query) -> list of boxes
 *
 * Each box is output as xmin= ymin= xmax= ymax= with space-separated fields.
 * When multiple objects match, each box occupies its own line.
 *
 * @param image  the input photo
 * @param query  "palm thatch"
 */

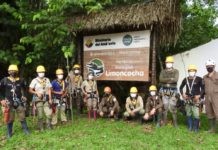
xmin=69 ymin=0 xmax=181 ymax=45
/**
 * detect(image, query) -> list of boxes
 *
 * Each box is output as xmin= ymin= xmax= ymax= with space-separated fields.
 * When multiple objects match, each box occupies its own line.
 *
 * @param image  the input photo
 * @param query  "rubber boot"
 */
xmin=193 ymin=118 xmax=199 ymax=132
xmin=93 ymin=110 xmax=97 ymax=120
xmin=38 ymin=119 xmax=44 ymax=132
xmin=163 ymin=111 xmax=168 ymax=125
xmin=7 ymin=122 xmax=13 ymax=138
xmin=208 ymin=119 xmax=216 ymax=133
xmin=88 ymin=110 xmax=91 ymax=120
xmin=187 ymin=116 xmax=193 ymax=131
xmin=21 ymin=120 xmax=30 ymax=135
xmin=156 ymin=114 xmax=162 ymax=128
xmin=46 ymin=118 xmax=52 ymax=129
xmin=172 ymin=114 xmax=178 ymax=128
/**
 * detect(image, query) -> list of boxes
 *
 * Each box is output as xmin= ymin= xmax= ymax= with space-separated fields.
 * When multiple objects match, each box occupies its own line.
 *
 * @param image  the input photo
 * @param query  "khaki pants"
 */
xmin=205 ymin=95 xmax=218 ymax=120
xmin=6 ymin=105 xmax=26 ymax=122
xmin=36 ymin=101 xmax=52 ymax=120
xmin=124 ymin=109 xmax=145 ymax=117
xmin=51 ymin=104 xmax=67 ymax=125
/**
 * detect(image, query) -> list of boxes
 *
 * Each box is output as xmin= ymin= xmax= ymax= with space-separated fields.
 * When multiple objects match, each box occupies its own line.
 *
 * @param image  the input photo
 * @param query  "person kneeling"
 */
xmin=143 ymin=85 xmax=163 ymax=127
xmin=123 ymin=87 xmax=145 ymax=120
xmin=99 ymin=86 xmax=120 ymax=120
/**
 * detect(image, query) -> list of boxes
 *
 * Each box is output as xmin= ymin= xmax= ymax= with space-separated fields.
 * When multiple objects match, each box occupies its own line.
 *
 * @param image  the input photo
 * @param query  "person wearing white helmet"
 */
xmin=203 ymin=58 xmax=218 ymax=133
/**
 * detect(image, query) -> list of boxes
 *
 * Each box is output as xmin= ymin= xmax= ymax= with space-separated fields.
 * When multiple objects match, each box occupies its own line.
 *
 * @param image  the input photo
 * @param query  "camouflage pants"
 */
xmin=100 ymin=106 xmax=120 ymax=117
xmin=51 ymin=104 xmax=67 ymax=125
xmin=36 ymin=101 xmax=52 ymax=120
xmin=162 ymin=95 xmax=177 ymax=114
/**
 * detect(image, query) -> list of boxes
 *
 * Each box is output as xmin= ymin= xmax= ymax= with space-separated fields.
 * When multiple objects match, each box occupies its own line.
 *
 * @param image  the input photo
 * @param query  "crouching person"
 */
xmin=0 ymin=65 xmax=29 ymax=138
xmin=143 ymin=85 xmax=163 ymax=127
xmin=123 ymin=87 xmax=145 ymax=120
xmin=99 ymin=86 xmax=120 ymax=120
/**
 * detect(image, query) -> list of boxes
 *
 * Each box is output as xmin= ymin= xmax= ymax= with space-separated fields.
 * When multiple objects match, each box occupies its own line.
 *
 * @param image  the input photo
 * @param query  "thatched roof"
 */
xmin=69 ymin=0 xmax=181 ymax=45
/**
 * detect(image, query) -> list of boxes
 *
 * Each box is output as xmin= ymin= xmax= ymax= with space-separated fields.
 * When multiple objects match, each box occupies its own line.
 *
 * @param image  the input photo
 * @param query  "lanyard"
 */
xmin=186 ymin=76 xmax=196 ymax=93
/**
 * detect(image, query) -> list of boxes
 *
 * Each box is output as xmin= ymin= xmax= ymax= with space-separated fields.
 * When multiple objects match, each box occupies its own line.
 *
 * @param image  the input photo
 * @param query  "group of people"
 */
xmin=0 ymin=55 xmax=218 ymax=139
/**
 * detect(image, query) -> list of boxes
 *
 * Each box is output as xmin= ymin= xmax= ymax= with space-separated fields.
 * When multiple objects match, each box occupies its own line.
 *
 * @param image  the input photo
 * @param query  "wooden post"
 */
xmin=151 ymin=30 xmax=156 ymax=85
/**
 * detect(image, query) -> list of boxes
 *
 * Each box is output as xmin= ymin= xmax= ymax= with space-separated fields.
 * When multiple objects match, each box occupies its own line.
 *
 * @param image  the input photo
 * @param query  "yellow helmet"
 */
xmin=73 ymin=64 xmax=80 ymax=69
xmin=8 ymin=64 xmax=18 ymax=71
xmin=56 ymin=69 xmax=64 ymax=75
xmin=130 ymin=87 xmax=138 ymax=93
xmin=188 ymin=64 xmax=197 ymax=71
xmin=149 ymin=85 xmax=157 ymax=91
xmin=36 ymin=65 xmax=45 ymax=72
xmin=165 ymin=56 xmax=174 ymax=63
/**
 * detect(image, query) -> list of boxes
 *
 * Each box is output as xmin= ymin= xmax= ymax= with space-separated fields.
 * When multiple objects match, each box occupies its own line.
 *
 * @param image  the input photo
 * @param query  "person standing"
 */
xmin=203 ymin=59 xmax=218 ymax=133
xmin=0 ymin=64 xmax=29 ymax=138
xmin=159 ymin=56 xmax=179 ymax=127
xmin=51 ymin=69 xmax=67 ymax=126
xmin=29 ymin=65 xmax=53 ymax=131
xmin=180 ymin=65 xmax=204 ymax=132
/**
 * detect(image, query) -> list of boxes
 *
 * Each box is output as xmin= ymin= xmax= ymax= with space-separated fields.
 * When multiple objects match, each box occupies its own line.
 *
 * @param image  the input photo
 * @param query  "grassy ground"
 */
xmin=1 ymin=113 xmax=218 ymax=150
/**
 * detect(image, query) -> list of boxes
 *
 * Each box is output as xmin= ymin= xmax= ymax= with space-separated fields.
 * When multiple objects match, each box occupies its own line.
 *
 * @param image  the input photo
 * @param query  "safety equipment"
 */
xmin=36 ymin=65 xmax=45 ymax=72
xmin=149 ymin=85 xmax=157 ymax=91
xmin=188 ymin=71 xmax=196 ymax=77
xmin=206 ymin=59 xmax=215 ymax=66
xmin=188 ymin=65 xmax=197 ymax=71
xmin=8 ymin=64 xmax=18 ymax=71
xmin=56 ymin=69 xmax=64 ymax=75
xmin=130 ymin=93 xmax=137 ymax=98
xmin=165 ymin=56 xmax=174 ymax=63
xmin=150 ymin=91 xmax=156 ymax=96
xmin=74 ymin=70 xmax=80 ymax=74
xmin=38 ymin=72 xmax=45 ymax=78
xmin=166 ymin=63 xmax=173 ymax=69
xmin=104 ymin=86 xmax=111 ymax=93
xmin=73 ymin=64 xmax=80 ymax=69
xmin=130 ymin=87 xmax=138 ymax=93
xmin=57 ymin=74 xmax=64 ymax=80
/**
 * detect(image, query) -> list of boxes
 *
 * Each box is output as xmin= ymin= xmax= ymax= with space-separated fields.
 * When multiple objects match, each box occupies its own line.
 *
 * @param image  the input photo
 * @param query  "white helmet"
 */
xmin=206 ymin=59 xmax=215 ymax=66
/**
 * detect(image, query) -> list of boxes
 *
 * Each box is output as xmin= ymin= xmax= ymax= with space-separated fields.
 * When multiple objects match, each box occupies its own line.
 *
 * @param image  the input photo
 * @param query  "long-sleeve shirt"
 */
xmin=179 ymin=76 xmax=204 ymax=98
xmin=145 ymin=96 xmax=163 ymax=113
xmin=99 ymin=94 xmax=119 ymax=112
xmin=125 ymin=95 xmax=143 ymax=113
xmin=159 ymin=69 xmax=179 ymax=88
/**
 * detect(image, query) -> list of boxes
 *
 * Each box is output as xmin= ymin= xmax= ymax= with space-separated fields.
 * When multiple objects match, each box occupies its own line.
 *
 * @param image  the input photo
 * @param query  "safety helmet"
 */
xmin=36 ymin=65 xmax=45 ymax=72
xmin=56 ymin=69 xmax=64 ymax=75
xmin=149 ymin=85 xmax=157 ymax=91
xmin=188 ymin=64 xmax=197 ymax=71
xmin=206 ymin=59 xmax=215 ymax=66
xmin=73 ymin=64 xmax=80 ymax=69
xmin=104 ymin=86 xmax=111 ymax=93
xmin=130 ymin=87 xmax=138 ymax=93
xmin=165 ymin=56 xmax=174 ymax=63
xmin=8 ymin=64 xmax=18 ymax=72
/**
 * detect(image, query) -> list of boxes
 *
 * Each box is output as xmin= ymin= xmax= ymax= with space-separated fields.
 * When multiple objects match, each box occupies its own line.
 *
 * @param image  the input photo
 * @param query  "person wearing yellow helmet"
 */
xmin=67 ymin=63 xmax=84 ymax=115
xmin=179 ymin=64 xmax=204 ymax=132
xmin=98 ymin=86 xmax=120 ymax=120
xmin=143 ymin=85 xmax=163 ymax=127
xmin=81 ymin=72 xmax=99 ymax=120
xmin=29 ymin=65 xmax=53 ymax=131
xmin=159 ymin=56 xmax=179 ymax=127
xmin=51 ymin=69 xmax=67 ymax=126
xmin=0 ymin=64 xmax=29 ymax=138
xmin=123 ymin=87 xmax=145 ymax=120
xmin=203 ymin=59 xmax=218 ymax=133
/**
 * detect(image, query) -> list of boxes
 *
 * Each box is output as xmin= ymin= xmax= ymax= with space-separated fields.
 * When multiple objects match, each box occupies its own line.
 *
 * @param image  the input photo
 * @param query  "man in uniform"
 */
xmin=180 ymin=65 xmax=204 ymax=132
xmin=203 ymin=59 xmax=218 ymax=133
xmin=123 ymin=87 xmax=145 ymax=120
xmin=81 ymin=72 xmax=99 ymax=120
xmin=67 ymin=64 xmax=83 ymax=115
xmin=51 ymin=69 xmax=67 ymax=126
xmin=159 ymin=56 xmax=179 ymax=127
xmin=0 ymin=64 xmax=29 ymax=138
xmin=99 ymin=86 xmax=120 ymax=119
xmin=29 ymin=65 xmax=53 ymax=131
xmin=143 ymin=85 xmax=163 ymax=127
